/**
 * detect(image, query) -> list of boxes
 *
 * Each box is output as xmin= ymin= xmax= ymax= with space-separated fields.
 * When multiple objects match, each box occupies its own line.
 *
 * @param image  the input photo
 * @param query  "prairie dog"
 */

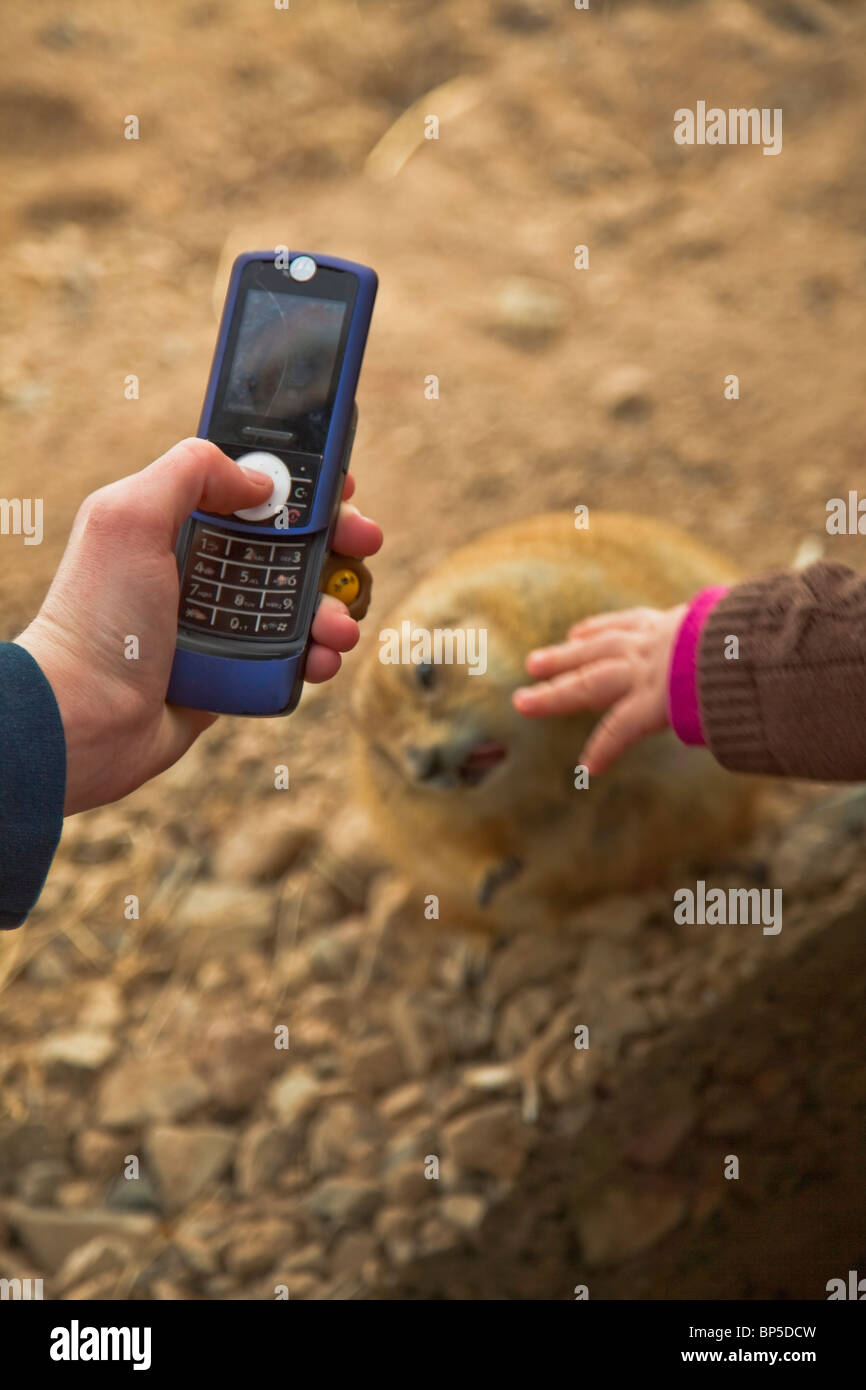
xmin=352 ymin=511 xmax=756 ymax=931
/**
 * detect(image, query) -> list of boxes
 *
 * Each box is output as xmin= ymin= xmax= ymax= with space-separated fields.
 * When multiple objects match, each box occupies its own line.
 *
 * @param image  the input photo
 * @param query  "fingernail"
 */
xmin=241 ymin=467 xmax=272 ymax=486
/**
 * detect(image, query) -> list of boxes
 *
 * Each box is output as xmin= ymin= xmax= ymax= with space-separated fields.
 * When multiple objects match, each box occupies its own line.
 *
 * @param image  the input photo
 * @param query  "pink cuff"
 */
xmin=667 ymin=586 xmax=729 ymax=747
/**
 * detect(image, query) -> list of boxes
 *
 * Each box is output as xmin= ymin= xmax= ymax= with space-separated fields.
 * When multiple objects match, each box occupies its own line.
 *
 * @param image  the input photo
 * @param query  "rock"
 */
xmin=104 ymin=1170 xmax=162 ymax=1214
xmin=4 ymin=1202 xmax=157 ymax=1274
xmin=444 ymin=1102 xmax=533 ymax=1179
xmin=320 ymin=805 xmax=386 ymax=898
xmin=224 ymin=1218 xmax=299 ymax=1278
xmin=482 ymin=934 xmax=578 ymax=1007
xmin=377 ymin=1082 xmax=426 ymax=1122
xmin=626 ymin=1107 xmax=697 ymax=1168
xmin=770 ymin=789 xmax=866 ymax=896
xmin=39 ymin=1030 xmax=116 ymax=1071
xmin=594 ymin=365 xmax=654 ymax=423
xmin=190 ymin=1016 xmax=282 ymax=1111
xmin=0 ymin=1123 xmax=68 ymax=1170
xmin=329 ymin=1229 xmax=379 ymax=1277
xmin=146 ymin=1125 xmax=236 ymax=1209
xmin=496 ymin=986 xmax=554 ymax=1057
xmin=280 ymin=1271 xmax=323 ymax=1299
xmin=418 ymin=1215 xmax=455 ymax=1255
xmin=267 ymin=1069 xmax=323 ymax=1127
xmin=280 ymin=1241 xmax=327 ymax=1276
xmin=308 ymin=1102 xmax=379 ymax=1176
xmin=78 ymin=981 xmax=124 ymax=1031
xmin=492 ymin=276 xmax=566 ymax=346
xmin=14 ymin=1159 xmax=70 ymax=1205
xmin=347 ymin=1035 xmax=405 ymax=1094
xmin=577 ymin=1185 xmax=687 ymax=1267
xmin=213 ymin=812 xmax=319 ymax=883
xmin=235 ymin=1123 xmax=294 ymax=1196
xmin=308 ymin=1178 xmax=383 ymax=1225
xmin=384 ymin=1159 xmax=432 ymax=1207
xmin=56 ymin=1180 xmax=101 ymax=1210
xmin=442 ymin=1193 xmax=488 ymax=1231
xmin=56 ymin=1236 xmax=131 ymax=1292
xmin=97 ymin=1057 xmax=209 ymax=1127
xmin=375 ymin=1206 xmax=419 ymax=1266
xmin=175 ymin=883 xmax=274 ymax=956
xmin=196 ymin=959 xmax=231 ymax=993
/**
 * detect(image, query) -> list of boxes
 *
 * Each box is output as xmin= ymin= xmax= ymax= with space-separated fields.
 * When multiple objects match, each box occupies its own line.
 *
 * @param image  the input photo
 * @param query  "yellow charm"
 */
xmin=325 ymin=568 xmax=361 ymax=606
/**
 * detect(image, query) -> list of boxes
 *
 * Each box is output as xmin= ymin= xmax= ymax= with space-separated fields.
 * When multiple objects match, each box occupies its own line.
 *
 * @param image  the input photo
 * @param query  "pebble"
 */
xmin=267 ymin=1069 xmax=323 ymax=1128
xmin=308 ymin=1178 xmax=383 ymax=1225
xmin=444 ymin=1102 xmax=533 ymax=1179
xmin=146 ymin=1125 xmax=236 ymax=1209
xmin=39 ymin=1030 xmax=116 ymax=1071
xmin=213 ymin=812 xmax=319 ymax=883
xmin=441 ymin=1193 xmax=488 ymax=1232
xmin=593 ymin=366 xmax=654 ymax=423
xmin=348 ymin=1035 xmax=406 ymax=1094
xmin=377 ymin=1082 xmax=426 ymax=1122
xmin=15 ymin=1159 xmax=71 ymax=1206
xmin=308 ymin=1102 xmax=379 ymax=1176
xmin=224 ymin=1218 xmax=300 ymax=1278
xmin=97 ymin=1057 xmax=209 ymax=1127
xmin=4 ymin=1201 xmax=156 ymax=1274
xmin=492 ymin=277 xmax=566 ymax=345
xmin=383 ymin=1159 xmax=432 ymax=1207
xmin=55 ymin=1236 xmax=131 ymax=1293
xmin=175 ymin=883 xmax=275 ymax=956
xmin=235 ymin=1123 xmax=295 ymax=1196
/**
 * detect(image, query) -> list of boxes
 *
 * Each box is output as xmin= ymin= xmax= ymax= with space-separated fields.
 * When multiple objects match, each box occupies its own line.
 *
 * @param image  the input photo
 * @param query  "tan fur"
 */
xmin=352 ymin=511 xmax=757 ymax=931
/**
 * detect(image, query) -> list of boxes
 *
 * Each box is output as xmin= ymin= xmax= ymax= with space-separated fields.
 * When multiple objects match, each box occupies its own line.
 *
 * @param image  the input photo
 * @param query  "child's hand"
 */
xmin=15 ymin=439 xmax=383 ymax=814
xmin=512 ymin=604 xmax=687 ymax=775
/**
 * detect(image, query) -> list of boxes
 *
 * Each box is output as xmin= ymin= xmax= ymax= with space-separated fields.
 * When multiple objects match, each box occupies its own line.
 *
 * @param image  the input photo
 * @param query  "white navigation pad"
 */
xmin=233 ymin=451 xmax=292 ymax=521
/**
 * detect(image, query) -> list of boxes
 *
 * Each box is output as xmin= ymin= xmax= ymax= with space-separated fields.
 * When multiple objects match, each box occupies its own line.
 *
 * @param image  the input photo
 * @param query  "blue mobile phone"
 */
xmin=167 ymin=250 xmax=377 ymax=715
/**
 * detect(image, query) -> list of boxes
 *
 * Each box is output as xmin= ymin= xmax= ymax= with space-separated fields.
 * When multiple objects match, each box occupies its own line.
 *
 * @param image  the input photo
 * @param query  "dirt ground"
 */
xmin=2 ymin=0 xmax=866 ymax=1301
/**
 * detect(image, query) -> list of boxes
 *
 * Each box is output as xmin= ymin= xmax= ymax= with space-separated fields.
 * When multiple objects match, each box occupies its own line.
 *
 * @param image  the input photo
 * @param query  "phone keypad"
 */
xmin=178 ymin=522 xmax=310 ymax=641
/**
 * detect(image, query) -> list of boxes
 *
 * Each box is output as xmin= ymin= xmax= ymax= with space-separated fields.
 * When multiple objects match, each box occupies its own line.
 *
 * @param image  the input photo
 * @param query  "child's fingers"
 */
xmin=567 ymin=608 xmax=651 ymax=641
xmin=526 ymin=630 xmax=631 ymax=679
xmin=513 ymin=658 xmax=631 ymax=717
xmin=580 ymin=696 xmax=651 ymax=775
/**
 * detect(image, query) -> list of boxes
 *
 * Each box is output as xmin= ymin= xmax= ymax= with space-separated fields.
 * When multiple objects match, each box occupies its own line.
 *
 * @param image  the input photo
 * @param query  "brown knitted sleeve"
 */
xmin=697 ymin=560 xmax=866 ymax=781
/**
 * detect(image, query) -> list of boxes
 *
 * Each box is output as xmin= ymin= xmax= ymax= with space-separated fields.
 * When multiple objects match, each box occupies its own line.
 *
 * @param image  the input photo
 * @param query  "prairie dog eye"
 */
xmin=415 ymin=662 xmax=435 ymax=691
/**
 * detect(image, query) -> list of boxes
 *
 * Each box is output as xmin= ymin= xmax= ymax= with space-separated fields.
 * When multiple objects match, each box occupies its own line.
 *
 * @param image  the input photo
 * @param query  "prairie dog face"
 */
xmin=352 ymin=606 xmax=542 ymax=797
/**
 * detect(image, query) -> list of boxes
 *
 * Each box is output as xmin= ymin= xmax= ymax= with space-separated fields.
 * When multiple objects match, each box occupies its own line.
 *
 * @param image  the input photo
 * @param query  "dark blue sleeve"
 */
xmin=0 ymin=642 xmax=66 ymax=928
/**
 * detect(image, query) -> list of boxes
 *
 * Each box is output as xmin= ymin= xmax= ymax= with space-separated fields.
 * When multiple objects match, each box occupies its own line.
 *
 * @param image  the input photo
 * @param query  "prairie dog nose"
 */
xmin=406 ymin=744 xmax=446 ymax=782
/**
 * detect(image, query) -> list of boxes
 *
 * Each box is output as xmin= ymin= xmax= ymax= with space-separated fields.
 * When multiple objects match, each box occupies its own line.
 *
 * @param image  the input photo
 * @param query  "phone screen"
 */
xmin=223 ymin=289 xmax=347 ymax=449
